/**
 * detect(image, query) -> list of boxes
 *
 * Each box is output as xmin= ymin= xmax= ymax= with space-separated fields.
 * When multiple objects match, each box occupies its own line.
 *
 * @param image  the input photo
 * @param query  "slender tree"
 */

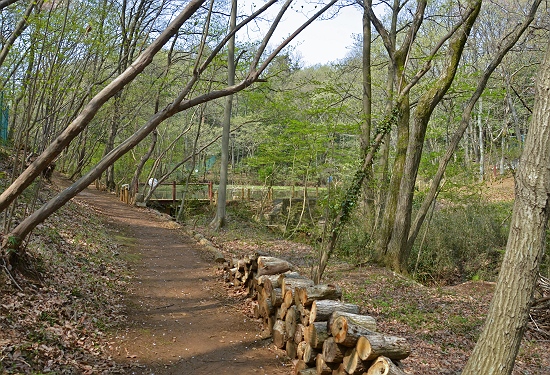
xmin=211 ymin=0 xmax=237 ymax=230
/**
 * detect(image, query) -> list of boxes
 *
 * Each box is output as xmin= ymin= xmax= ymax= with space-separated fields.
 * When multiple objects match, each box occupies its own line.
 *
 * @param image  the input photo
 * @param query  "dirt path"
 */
xmin=67 ymin=182 xmax=288 ymax=374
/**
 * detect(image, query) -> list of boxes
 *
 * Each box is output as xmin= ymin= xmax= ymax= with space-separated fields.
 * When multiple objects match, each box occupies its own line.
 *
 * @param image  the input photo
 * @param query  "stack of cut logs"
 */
xmin=223 ymin=254 xmax=411 ymax=375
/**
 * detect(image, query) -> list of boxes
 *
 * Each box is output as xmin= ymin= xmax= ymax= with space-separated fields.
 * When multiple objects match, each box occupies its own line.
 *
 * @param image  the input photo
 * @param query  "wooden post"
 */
xmin=241 ymin=187 xmax=245 ymax=200
xmin=247 ymin=188 xmax=251 ymax=201
xmin=172 ymin=181 xmax=176 ymax=206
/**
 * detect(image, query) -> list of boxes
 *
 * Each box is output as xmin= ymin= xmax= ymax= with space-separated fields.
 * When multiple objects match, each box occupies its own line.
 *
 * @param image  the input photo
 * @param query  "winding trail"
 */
xmin=67 ymin=180 xmax=288 ymax=374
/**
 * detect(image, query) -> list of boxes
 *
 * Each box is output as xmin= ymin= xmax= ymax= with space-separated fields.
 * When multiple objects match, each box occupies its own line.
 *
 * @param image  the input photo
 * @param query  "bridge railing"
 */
xmin=113 ymin=180 xmax=325 ymax=206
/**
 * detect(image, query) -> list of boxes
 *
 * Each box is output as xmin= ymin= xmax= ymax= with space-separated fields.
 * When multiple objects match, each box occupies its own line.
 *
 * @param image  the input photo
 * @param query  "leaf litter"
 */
xmin=0 ymin=183 xmax=130 ymax=374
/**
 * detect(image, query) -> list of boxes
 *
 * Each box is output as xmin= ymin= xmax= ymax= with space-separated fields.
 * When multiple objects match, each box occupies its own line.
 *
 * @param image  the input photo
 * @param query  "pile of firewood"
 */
xmin=223 ymin=254 xmax=411 ymax=375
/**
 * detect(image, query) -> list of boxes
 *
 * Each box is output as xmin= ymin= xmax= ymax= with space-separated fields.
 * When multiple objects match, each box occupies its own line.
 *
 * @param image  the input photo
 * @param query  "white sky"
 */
xmin=238 ymin=0 xmax=363 ymax=66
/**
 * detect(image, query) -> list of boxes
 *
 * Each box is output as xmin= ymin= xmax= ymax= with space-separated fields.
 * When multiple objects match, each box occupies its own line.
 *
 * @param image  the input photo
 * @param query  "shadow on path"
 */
xmin=66 ymin=181 xmax=289 ymax=374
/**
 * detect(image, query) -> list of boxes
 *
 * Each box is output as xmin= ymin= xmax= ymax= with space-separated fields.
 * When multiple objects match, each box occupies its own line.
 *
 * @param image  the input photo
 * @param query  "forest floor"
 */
xmin=0 ymin=174 xmax=549 ymax=374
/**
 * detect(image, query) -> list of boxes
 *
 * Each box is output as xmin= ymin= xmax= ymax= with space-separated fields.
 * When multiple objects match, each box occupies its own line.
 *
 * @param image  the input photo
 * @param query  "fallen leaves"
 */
xmin=0 ymin=195 xmax=130 ymax=374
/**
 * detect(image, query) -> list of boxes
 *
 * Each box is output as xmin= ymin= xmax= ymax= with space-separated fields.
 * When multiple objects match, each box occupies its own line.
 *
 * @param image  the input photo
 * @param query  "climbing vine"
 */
xmin=313 ymin=107 xmax=400 ymax=283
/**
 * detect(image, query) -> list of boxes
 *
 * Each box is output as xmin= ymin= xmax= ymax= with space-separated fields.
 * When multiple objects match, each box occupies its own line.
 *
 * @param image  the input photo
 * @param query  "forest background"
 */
xmin=1 ymin=0 xmax=550 ymax=373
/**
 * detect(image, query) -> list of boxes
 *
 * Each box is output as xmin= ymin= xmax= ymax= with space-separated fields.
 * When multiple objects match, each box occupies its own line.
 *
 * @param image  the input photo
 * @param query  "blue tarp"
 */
xmin=0 ymin=92 xmax=8 ymax=141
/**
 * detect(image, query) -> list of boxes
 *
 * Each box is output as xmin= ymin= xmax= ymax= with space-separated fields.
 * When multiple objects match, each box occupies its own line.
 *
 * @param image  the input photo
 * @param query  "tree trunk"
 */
xmin=130 ymin=129 xmax=157 ymax=200
xmin=361 ymin=0 xmax=375 ymax=232
xmin=211 ymin=0 xmax=237 ymax=230
xmin=383 ymin=1 xmax=481 ymax=273
xmin=478 ymin=98 xmax=484 ymax=182
xmin=462 ymin=38 xmax=550 ymax=375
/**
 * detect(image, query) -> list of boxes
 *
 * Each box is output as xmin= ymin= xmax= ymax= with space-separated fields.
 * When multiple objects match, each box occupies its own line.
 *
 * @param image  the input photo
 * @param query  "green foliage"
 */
xmin=333 ymin=209 xmax=373 ymax=260
xmin=411 ymin=201 xmax=511 ymax=284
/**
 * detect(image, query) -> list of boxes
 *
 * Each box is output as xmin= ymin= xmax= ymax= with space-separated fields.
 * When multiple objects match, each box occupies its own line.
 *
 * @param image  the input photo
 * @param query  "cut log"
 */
xmin=305 ymin=321 xmax=330 ymax=349
xmin=256 ymin=274 xmax=280 ymax=295
xmin=296 ymin=284 xmax=342 ymax=306
xmin=281 ymin=277 xmax=315 ymax=297
xmin=258 ymin=296 xmax=275 ymax=318
xmin=366 ymin=356 xmax=406 ymax=375
xmin=229 ymin=267 xmax=237 ymax=282
xmin=295 ymin=298 xmax=310 ymax=326
xmin=277 ymin=305 xmax=288 ymax=321
xmin=322 ymin=337 xmax=346 ymax=363
xmin=342 ymin=347 xmax=366 ymax=374
xmin=278 ymin=271 xmax=304 ymax=285
xmin=237 ymin=258 xmax=248 ymax=270
xmin=302 ymin=342 xmax=319 ymax=365
xmin=252 ymin=300 xmax=260 ymax=319
xmin=257 ymin=256 xmax=292 ymax=276
xmin=284 ymin=289 xmax=294 ymax=307
xmin=263 ymin=314 xmax=275 ymax=335
xmin=297 ymin=340 xmax=308 ymax=360
xmin=286 ymin=339 xmax=298 ymax=359
xmin=294 ymin=359 xmax=308 ymax=375
xmin=316 ymin=353 xmax=337 ymax=375
xmin=310 ymin=300 xmax=360 ymax=323
xmin=297 ymin=368 xmax=317 ymax=375
xmin=329 ymin=312 xmax=375 ymax=330
xmin=330 ymin=312 xmax=377 ymax=347
xmin=273 ymin=319 xmax=287 ymax=349
xmin=271 ymin=288 xmax=284 ymax=307
xmin=286 ymin=305 xmax=299 ymax=339
xmin=300 ymin=307 xmax=310 ymax=326
xmin=295 ymin=323 xmax=306 ymax=344
xmin=356 ymin=334 xmax=411 ymax=361
xmin=331 ymin=363 xmax=346 ymax=375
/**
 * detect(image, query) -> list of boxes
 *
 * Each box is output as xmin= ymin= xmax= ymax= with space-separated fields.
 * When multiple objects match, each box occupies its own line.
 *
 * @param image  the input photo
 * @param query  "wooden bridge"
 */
xmin=101 ymin=179 xmax=324 ymax=215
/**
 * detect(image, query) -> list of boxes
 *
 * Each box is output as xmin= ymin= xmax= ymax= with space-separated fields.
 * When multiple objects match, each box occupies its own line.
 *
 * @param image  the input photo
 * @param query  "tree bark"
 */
xmin=211 ymin=0 xmax=237 ymax=230
xmin=462 ymin=38 xmax=550 ymax=375
xmin=356 ymin=334 xmax=411 ymax=361
xmin=309 ymin=300 xmax=360 ymax=323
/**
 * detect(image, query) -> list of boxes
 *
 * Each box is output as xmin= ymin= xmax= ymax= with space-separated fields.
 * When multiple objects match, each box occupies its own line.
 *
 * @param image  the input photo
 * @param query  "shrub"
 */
xmin=410 ymin=201 xmax=512 ymax=284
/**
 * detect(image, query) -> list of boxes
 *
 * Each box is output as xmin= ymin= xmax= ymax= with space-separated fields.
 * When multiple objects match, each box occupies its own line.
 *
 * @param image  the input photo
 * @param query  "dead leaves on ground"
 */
xmin=0 ymin=197 xmax=130 ymax=374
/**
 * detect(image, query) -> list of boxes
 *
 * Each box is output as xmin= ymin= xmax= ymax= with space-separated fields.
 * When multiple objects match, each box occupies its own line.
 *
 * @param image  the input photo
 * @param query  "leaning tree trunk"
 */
xmin=462 ymin=38 xmax=550 ymax=375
